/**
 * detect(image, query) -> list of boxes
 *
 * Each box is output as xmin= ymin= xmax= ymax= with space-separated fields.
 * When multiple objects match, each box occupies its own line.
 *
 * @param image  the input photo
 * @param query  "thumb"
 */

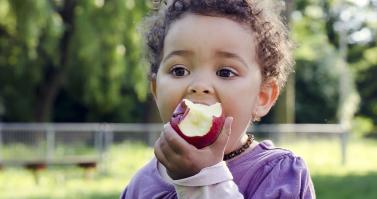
xmin=211 ymin=116 xmax=233 ymax=153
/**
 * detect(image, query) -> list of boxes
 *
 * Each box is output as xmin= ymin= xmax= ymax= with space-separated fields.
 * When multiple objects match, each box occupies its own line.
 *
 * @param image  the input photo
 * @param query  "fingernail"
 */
xmin=226 ymin=117 xmax=233 ymax=133
xmin=228 ymin=117 xmax=234 ymax=124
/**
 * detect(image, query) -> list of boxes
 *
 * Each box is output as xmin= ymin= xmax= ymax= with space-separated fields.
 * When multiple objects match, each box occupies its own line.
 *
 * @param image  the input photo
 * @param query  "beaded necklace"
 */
xmin=223 ymin=134 xmax=254 ymax=161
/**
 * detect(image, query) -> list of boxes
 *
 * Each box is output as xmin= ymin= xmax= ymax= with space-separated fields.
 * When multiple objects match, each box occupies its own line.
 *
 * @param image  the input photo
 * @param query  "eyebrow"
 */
xmin=214 ymin=50 xmax=249 ymax=69
xmin=162 ymin=50 xmax=194 ymax=63
xmin=162 ymin=49 xmax=249 ymax=69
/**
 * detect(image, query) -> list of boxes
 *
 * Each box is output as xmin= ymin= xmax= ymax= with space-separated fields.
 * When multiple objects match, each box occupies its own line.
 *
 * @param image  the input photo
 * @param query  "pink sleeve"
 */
xmin=158 ymin=161 xmax=244 ymax=199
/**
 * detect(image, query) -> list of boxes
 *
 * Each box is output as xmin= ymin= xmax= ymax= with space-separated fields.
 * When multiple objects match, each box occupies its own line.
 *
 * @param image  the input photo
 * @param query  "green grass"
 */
xmin=0 ymin=138 xmax=376 ymax=199
xmin=280 ymin=138 xmax=377 ymax=199
xmin=1 ymin=143 xmax=99 ymax=160
xmin=0 ymin=142 xmax=154 ymax=199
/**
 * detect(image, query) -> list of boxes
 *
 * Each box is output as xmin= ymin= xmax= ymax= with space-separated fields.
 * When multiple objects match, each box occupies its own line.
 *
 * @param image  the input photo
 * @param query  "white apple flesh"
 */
xmin=170 ymin=99 xmax=225 ymax=149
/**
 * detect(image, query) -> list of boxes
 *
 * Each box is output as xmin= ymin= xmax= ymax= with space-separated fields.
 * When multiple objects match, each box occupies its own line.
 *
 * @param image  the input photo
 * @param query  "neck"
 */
xmin=225 ymin=133 xmax=249 ymax=154
xmin=223 ymin=134 xmax=255 ymax=161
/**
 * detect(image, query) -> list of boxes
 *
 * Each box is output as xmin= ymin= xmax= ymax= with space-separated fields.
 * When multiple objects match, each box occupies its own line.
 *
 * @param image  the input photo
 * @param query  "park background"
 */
xmin=0 ymin=0 xmax=376 ymax=198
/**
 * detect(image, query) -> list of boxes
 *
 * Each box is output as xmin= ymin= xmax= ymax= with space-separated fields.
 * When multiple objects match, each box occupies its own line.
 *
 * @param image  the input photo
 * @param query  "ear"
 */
xmin=150 ymin=73 xmax=157 ymax=100
xmin=254 ymin=80 xmax=280 ymax=118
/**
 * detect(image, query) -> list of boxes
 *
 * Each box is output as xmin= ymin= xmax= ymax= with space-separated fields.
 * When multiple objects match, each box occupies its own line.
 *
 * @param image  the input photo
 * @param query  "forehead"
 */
xmin=164 ymin=13 xmax=256 ymax=59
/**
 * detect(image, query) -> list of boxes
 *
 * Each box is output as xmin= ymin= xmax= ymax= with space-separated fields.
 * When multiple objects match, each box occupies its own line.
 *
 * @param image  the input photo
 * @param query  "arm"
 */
xmin=121 ymin=188 xmax=177 ymax=199
xmin=120 ymin=158 xmax=178 ymax=199
xmin=250 ymin=154 xmax=316 ymax=199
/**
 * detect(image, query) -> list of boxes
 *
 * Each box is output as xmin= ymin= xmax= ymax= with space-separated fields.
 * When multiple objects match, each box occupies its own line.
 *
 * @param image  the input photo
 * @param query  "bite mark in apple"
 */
xmin=170 ymin=99 xmax=225 ymax=149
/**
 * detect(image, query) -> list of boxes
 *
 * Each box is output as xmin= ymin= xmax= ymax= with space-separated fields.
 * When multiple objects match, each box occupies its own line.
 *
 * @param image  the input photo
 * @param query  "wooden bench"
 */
xmin=0 ymin=156 xmax=99 ymax=183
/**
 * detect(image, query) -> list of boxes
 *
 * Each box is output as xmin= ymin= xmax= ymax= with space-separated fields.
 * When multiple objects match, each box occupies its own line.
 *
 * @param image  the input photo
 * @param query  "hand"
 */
xmin=154 ymin=117 xmax=233 ymax=180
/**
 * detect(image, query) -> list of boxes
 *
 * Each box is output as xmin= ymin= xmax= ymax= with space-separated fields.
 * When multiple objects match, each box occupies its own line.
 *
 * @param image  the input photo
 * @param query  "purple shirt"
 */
xmin=121 ymin=140 xmax=316 ymax=198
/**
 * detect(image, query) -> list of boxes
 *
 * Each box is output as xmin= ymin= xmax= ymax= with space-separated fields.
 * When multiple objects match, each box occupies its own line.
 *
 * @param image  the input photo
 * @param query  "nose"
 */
xmin=187 ymin=79 xmax=214 ymax=95
xmin=189 ymin=86 xmax=210 ymax=94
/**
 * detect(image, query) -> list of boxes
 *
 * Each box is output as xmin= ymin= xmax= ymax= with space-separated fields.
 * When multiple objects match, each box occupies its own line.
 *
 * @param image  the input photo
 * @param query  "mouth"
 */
xmin=171 ymin=99 xmax=221 ymax=121
xmin=171 ymin=100 xmax=189 ymax=121
xmin=185 ymin=99 xmax=217 ymax=106
xmin=172 ymin=111 xmax=184 ymax=118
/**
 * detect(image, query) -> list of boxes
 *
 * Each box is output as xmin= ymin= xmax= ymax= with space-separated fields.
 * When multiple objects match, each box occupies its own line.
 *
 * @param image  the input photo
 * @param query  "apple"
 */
xmin=170 ymin=99 xmax=225 ymax=149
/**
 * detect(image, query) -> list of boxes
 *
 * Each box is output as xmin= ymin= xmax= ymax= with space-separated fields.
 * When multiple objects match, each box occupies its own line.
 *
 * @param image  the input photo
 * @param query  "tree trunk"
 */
xmin=34 ymin=0 xmax=77 ymax=122
xmin=35 ymin=71 xmax=65 ymax=122
xmin=273 ymin=0 xmax=295 ymax=124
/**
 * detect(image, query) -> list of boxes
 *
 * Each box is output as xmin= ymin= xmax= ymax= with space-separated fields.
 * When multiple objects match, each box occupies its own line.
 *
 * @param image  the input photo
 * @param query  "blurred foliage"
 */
xmin=291 ymin=0 xmax=377 ymax=137
xmin=0 ymin=0 xmax=376 ymax=136
xmin=0 ymin=0 xmax=150 ymax=122
xmin=352 ymin=116 xmax=374 ymax=138
xmin=292 ymin=2 xmax=341 ymax=123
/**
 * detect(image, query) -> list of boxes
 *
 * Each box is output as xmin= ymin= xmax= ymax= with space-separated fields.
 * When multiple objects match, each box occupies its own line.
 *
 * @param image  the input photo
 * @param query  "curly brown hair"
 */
xmin=142 ymin=0 xmax=294 ymax=89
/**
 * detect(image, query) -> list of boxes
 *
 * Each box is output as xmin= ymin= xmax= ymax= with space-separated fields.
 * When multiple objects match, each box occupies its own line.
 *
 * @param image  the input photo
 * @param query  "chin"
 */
xmin=170 ymin=99 xmax=225 ymax=149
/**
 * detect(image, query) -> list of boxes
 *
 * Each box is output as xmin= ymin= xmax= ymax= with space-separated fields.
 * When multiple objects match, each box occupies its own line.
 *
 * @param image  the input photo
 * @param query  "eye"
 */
xmin=169 ymin=65 xmax=190 ymax=77
xmin=216 ymin=67 xmax=237 ymax=78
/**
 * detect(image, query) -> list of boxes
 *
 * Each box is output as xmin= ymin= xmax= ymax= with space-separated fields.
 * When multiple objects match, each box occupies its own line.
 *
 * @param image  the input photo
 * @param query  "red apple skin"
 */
xmin=170 ymin=100 xmax=225 ymax=149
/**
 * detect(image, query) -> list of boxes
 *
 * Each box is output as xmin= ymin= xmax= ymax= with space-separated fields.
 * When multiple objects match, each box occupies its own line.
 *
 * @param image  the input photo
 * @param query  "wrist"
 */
xmin=159 ymin=161 xmax=233 ymax=186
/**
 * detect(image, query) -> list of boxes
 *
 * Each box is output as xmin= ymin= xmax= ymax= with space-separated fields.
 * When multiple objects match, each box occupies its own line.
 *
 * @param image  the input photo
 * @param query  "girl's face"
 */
xmin=151 ymin=14 xmax=278 ymax=152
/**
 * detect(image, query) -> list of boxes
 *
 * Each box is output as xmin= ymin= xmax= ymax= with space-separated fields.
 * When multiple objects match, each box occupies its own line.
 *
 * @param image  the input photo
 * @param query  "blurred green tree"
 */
xmin=289 ymin=0 xmax=377 ymax=136
xmin=0 ymin=0 xmax=376 ymax=135
xmin=291 ymin=0 xmax=344 ymax=123
xmin=325 ymin=0 xmax=377 ymax=136
xmin=268 ymin=0 xmax=344 ymax=124
xmin=0 ymin=0 xmax=150 ymax=122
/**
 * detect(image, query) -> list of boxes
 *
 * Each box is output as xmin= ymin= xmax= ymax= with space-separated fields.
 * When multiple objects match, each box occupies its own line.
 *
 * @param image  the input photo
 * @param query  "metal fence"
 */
xmin=0 ymin=123 xmax=349 ymax=168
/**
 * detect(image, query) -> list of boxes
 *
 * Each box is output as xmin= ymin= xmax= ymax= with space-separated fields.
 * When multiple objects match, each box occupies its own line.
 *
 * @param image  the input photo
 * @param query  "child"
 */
xmin=122 ymin=0 xmax=315 ymax=198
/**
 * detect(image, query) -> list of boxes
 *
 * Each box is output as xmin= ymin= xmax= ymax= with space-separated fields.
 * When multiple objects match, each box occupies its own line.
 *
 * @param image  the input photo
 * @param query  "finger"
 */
xmin=160 ymin=130 xmax=182 ymax=160
xmin=157 ymin=131 xmax=184 ymax=172
xmin=163 ymin=122 xmax=195 ymax=154
xmin=210 ymin=116 xmax=233 ymax=153
xmin=154 ymin=138 xmax=170 ymax=167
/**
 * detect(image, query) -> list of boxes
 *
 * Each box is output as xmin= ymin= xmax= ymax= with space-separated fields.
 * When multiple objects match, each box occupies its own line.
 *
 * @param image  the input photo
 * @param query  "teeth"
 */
xmin=172 ymin=112 xmax=183 ymax=118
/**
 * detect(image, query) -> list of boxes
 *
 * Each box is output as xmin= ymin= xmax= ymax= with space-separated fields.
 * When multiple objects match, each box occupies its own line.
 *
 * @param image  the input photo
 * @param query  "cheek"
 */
xmin=221 ymin=82 xmax=259 ymax=113
xmin=155 ymin=78 xmax=185 ymax=123
xmin=220 ymin=82 xmax=260 ymax=133
xmin=225 ymin=101 xmax=254 ymax=125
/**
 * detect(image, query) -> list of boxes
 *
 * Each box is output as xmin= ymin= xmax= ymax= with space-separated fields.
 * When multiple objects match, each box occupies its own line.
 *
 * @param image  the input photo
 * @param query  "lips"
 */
xmin=171 ymin=100 xmax=211 ymax=125
xmin=171 ymin=100 xmax=189 ymax=123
